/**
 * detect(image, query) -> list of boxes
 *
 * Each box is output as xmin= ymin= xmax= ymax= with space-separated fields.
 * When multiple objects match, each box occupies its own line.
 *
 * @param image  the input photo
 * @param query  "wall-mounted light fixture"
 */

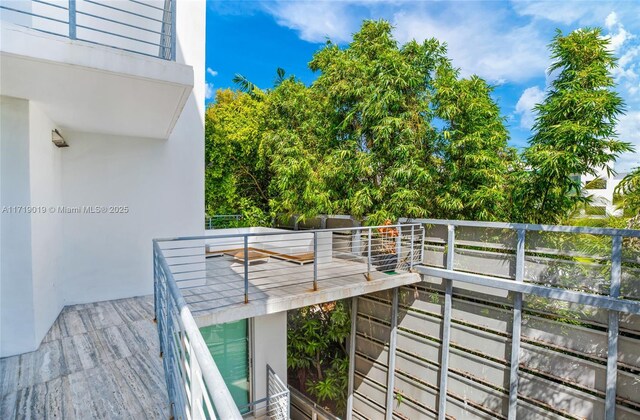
xmin=51 ymin=129 xmax=68 ymax=148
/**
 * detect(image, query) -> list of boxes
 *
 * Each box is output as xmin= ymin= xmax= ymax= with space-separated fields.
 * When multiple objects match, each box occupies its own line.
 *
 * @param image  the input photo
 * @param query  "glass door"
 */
xmin=200 ymin=319 xmax=250 ymax=412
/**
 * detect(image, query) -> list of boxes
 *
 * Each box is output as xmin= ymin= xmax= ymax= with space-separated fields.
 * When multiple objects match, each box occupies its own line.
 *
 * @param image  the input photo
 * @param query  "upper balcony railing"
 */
xmin=153 ymin=223 xmax=423 ymax=418
xmin=205 ymin=214 xmax=243 ymax=230
xmin=0 ymin=0 xmax=176 ymax=60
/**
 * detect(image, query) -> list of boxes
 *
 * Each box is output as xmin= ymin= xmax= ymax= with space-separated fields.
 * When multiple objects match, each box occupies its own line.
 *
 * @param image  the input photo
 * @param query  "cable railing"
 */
xmin=0 ymin=0 xmax=176 ymax=60
xmin=153 ymin=224 xmax=422 ymax=419
xmin=153 ymin=240 xmax=242 ymax=420
xmin=205 ymin=214 xmax=243 ymax=230
xmin=155 ymin=224 xmax=424 ymax=313
xmin=235 ymin=365 xmax=290 ymax=419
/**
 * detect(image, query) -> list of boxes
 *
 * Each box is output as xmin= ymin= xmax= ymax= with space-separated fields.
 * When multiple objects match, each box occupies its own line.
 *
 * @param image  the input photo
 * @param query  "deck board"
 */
xmin=0 ymin=296 xmax=169 ymax=419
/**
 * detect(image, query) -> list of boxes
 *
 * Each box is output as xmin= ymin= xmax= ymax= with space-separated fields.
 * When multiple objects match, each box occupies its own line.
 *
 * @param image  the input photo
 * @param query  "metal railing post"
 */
xmin=346 ymin=296 xmax=358 ymax=420
xmin=244 ymin=235 xmax=249 ymax=304
xmin=605 ymin=235 xmax=622 ymax=420
xmin=153 ymin=248 xmax=158 ymax=323
xmin=395 ymin=225 xmax=402 ymax=270
xmin=385 ymin=288 xmax=399 ymax=420
xmin=438 ymin=224 xmax=455 ymax=420
xmin=508 ymin=229 xmax=525 ymax=420
xmin=410 ymin=224 xmax=415 ymax=269
xmin=367 ymin=227 xmax=372 ymax=280
xmin=420 ymin=226 xmax=425 ymax=264
xmin=68 ymin=0 xmax=76 ymax=39
xmin=170 ymin=0 xmax=176 ymax=61
xmin=313 ymin=232 xmax=318 ymax=291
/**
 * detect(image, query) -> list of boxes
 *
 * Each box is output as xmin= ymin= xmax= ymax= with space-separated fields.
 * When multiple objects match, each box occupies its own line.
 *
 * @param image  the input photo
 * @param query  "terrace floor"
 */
xmin=0 ymin=296 xmax=169 ymax=419
xmin=180 ymin=255 xmax=422 ymax=327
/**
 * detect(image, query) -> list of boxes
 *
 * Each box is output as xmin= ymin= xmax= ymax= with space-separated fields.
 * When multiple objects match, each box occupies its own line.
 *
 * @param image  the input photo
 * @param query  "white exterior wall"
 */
xmin=252 ymin=312 xmax=288 ymax=402
xmin=581 ymin=165 xmax=624 ymax=216
xmin=28 ymin=102 xmax=64 ymax=342
xmin=1 ymin=96 xmax=36 ymax=356
xmin=0 ymin=0 xmax=205 ymax=356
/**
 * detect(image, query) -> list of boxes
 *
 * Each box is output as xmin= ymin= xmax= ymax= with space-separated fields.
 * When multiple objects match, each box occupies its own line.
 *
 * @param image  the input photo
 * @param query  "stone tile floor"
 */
xmin=0 ymin=296 xmax=169 ymax=419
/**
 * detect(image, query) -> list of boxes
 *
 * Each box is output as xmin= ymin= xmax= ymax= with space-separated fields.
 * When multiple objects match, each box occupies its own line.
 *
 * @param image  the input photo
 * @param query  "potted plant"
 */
xmin=371 ymin=219 xmax=398 ymax=272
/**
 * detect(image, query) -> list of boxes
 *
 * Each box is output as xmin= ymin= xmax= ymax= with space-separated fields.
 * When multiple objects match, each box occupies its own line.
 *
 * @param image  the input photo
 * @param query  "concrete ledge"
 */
xmin=192 ymin=272 xmax=422 ymax=327
xmin=0 ymin=23 xmax=193 ymax=139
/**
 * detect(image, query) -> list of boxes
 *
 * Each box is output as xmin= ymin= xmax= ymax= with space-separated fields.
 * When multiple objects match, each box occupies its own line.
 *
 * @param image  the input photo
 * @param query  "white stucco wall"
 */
xmin=252 ymin=312 xmax=288 ymax=402
xmin=28 ymin=102 xmax=64 ymax=342
xmin=0 ymin=0 xmax=206 ymax=356
xmin=580 ymin=165 xmax=624 ymax=216
xmin=0 ymin=96 xmax=36 ymax=356
xmin=58 ymin=124 xmax=204 ymax=303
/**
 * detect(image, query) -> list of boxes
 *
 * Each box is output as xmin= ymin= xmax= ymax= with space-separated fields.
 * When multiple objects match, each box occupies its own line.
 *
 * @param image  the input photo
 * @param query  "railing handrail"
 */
xmin=154 ymin=240 xmax=243 ymax=419
xmin=0 ymin=0 xmax=175 ymax=61
xmin=156 ymin=223 xmax=423 ymax=242
xmin=400 ymin=217 xmax=640 ymax=238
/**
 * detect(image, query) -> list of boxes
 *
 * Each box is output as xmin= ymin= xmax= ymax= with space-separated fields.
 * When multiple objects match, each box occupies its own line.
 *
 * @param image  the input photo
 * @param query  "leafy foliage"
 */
xmin=615 ymin=167 xmax=640 ymax=214
xmin=287 ymin=301 xmax=351 ymax=415
xmin=516 ymin=28 xmax=633 ymax=223
xmin=309 ymin=21 xmax=447 ymax=222
xmin=205 ymin=20 xmax=526 ymax=225
xmin=433 ymin=63 xmax=516 ymax=221
xmin=203 ymin=21 xmax=637 ymax=414
xmin=205 ymin=89 xmax=269 ymax=219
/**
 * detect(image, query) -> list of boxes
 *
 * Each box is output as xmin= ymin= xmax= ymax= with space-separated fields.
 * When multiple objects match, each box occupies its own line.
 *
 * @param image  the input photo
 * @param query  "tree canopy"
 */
xmin=516 ymin=28 xmax=632 ymax=223
xmin=205 ymin=21 xmax=635 ymax=225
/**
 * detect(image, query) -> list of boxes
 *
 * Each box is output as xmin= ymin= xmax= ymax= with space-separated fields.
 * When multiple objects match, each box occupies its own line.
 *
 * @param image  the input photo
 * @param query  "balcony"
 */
xmin=156 ymin=225 xmax=424 ymax=325
xmin=152 ymin=224 xmax=423 ymax=419
xmin=1 ymin=219 xmax=638 ymax=419
xmin=0 ymin=0 xmax=192 ymax=139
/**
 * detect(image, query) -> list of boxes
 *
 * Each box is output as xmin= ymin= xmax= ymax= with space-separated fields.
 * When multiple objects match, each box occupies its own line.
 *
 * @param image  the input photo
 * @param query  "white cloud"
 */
xmin=604 ymin=14 xmax=634 ymax=53
xmin=207 ymin=67 xmax=218 ymax=77
xmin=603 ymin=12 xmax=640 ymax=106
xmin=392 ymin=7 xmax=549 ymax=83
xmin=205 ymin=82 xmax=214 ymax=100
xmin=261 ymin=1 xmax=355 ymax=43
xmin=511 ymin=1 xmax=611 ymax=25
xmin=515 ymin=86 xmax=545 ymax=129
xmin=605 ymin=11 xmax=618 ymax=29
xmin=616 ymin=111 xmax=640 ymax=172
xmin=257 ymin=0 xmax=640 ymax=136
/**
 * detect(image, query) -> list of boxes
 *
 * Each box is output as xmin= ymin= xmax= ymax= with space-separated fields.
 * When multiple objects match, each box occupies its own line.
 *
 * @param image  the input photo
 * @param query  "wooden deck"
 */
xmin=181 ymin=255 xmax=422 ymax=326
xmin=0 ymin=296 xmax=169 ymax=419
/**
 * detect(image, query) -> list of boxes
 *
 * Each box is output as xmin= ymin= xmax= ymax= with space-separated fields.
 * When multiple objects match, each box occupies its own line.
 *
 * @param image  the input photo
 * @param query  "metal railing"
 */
xmin=236 ymin=365 xmax=290 ymax=419
xmin=155 ymin=224 xmax=424 ymax=312
xmin=153 ymin=240 xmax=242 ymax=419
xmin=205 ymin=214 xmax=243 ymax=230
xmin=396 ymin=218 xmax=640 ymax=420
xmin=1 ymin=0 xmax=176 ymax=60
xmin=267 ymin=364 xmax=290 ymax=420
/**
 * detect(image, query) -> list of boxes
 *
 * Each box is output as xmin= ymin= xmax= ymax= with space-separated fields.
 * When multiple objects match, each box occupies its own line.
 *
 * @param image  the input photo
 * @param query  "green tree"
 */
xmin=287 ymin=301 xmax=351 ymax=415
xmin=518 ymin=28 xmax=633 ymax=223
xmin=433 ymin=64 xmax=516 ymax=221
xmin=309 ymin=20 xmax=446 ymax=223
xmin=205 ymin=89 xmax=269 ymax=217
xmin=261 ymin=78 xmax=332 ymax=219
xmin=615 ymin=167 xmax=640 ymax=214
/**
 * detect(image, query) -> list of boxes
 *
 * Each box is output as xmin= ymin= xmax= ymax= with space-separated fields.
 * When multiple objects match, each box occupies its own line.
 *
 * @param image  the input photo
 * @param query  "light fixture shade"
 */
xmin=51 ymin=129 xmax=68 ymax=147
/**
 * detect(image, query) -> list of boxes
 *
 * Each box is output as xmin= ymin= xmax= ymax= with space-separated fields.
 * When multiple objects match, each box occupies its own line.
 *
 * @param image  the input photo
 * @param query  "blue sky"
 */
xmin=205 ymin=0 xmax=640 ymax=172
